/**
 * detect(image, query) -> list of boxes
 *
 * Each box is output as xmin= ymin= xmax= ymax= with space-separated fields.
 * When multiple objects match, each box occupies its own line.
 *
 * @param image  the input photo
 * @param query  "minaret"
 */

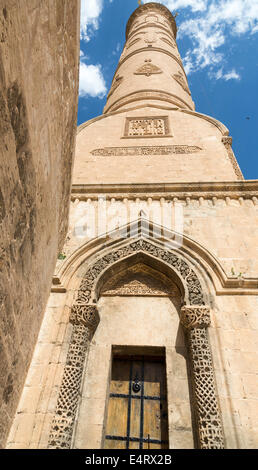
xmin=74 ymin=1 xmax=243 ymax=184
xmin=104 ymin=2 xmax=195 ymax=114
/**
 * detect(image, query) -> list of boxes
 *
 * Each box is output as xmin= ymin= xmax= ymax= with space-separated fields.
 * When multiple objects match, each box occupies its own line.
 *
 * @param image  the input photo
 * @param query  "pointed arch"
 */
xmin=48 ymin=220 xmax=225 ymax=450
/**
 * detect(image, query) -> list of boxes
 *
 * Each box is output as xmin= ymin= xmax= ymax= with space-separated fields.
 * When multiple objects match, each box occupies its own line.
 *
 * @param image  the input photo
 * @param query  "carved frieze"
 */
xmin=91 ymin=145 xmax=202 ymax=156
xmin=134 ymin=59 xmax=162 ymax=76
xmin=101 ymin=264 xmax=180 ymax=297
xmin=124 ymin=116 xmax=170 ymax=138
xmin=187 ymin=327 xmax=225 ymax=448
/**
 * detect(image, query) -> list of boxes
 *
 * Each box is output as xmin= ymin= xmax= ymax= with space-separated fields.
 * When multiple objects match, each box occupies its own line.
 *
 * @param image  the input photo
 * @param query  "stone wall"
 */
xmin=0 ymin=0 xmax=80 ymax=447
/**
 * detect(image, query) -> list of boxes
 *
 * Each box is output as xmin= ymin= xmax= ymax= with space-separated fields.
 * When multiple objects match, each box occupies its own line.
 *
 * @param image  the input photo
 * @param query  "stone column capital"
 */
xmin=180 ymin=305 xmax=210 ymax=330
xmin=70 ymin=304 xmax=99 ymax=330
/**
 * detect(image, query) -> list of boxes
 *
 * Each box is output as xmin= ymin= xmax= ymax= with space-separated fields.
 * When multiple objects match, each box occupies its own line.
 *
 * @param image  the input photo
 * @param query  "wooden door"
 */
xmin=104 ymin=356 xmax=169 ymax=449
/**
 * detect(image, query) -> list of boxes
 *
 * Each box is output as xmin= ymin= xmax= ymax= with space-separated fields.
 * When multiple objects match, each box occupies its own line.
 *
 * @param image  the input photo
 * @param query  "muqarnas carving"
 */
xmin=134 ymin=59 xmax=162 ymax=77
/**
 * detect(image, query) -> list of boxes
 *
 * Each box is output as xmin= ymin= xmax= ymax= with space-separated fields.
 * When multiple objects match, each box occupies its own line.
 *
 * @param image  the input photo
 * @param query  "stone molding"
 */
xmin=71 ymin=181 xmax=258 ymax=202
xmin=104 ymin=88 xmax=193 ymax=114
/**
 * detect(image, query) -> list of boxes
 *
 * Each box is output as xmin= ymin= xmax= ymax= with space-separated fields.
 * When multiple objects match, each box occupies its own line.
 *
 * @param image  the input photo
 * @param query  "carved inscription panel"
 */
xmin=124 ymin=116 xmax=170 ymax=138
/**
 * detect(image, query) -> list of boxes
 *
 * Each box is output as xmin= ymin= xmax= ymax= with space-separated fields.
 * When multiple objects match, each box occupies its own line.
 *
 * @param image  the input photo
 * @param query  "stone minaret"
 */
xmin=74 ymin=2 xmax=243 ymax=184
xmin=103 ymin=3 xmax=195 ymax=114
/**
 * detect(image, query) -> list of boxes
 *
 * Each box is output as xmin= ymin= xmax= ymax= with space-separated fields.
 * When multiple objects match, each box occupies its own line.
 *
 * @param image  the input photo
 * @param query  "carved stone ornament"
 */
xmin=186 ymin=327 xmax=225 ymax=448
xmin=48 ymin=306 xmax=100 ymax=449
xmin=180 ymin=306 xmax=211 ymax=329
xmin=134 ymin=59 xmax=162 ymax=77
xmin=91 ymin=145 xmax=202 ymax=156
xmin=48 ymin=240 xmax=226 ymax=449
xmin=124 ymin=116 xmax=170 ymax=137
xmin=101 ymin=263 xmax=180 ymax=297
xmin=173 ymin=71 xmax=191 ymax=96
xmin=76 ymin=239 xmax=205 ymax=306
xmin=70 ymin=304 xmax=99 ymax=329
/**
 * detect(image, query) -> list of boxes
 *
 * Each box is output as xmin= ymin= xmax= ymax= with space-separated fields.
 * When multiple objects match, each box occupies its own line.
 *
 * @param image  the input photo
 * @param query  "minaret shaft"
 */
xmin=103 ymin=3 xmax=195 ymax=114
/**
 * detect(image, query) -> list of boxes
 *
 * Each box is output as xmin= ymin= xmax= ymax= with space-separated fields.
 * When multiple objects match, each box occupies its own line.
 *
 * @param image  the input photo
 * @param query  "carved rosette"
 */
xmin=181 ymin=306 xmax=225 ymax=449
xmin=48 ymin=305 xmax=99 ymax=449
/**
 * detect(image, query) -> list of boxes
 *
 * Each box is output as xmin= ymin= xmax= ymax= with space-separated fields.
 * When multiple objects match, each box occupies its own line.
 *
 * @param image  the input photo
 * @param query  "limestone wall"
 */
xmin=74 ymin=107 xmax=241 ymax=184
xmin=63 ymin=195 xmax=258 ymax=278
xmin=0 ymin=0 xmax=80 ymax=447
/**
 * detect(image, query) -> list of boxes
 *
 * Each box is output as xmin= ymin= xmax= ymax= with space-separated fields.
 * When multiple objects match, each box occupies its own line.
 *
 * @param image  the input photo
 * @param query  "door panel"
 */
xmin=104 ymin=356 xmax=168 ymax=449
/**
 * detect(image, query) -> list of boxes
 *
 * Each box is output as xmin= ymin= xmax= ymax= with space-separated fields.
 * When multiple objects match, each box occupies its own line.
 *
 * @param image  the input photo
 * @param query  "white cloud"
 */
xmin=215 ymin=68 xmax=241 ymax=81
xmin=143 ymin=1 xmax=258 ymax=77
xmin=80 ymin=0 xmax=103 ymax=41
xmin=79 ymin=62 xmax=107 ymax=98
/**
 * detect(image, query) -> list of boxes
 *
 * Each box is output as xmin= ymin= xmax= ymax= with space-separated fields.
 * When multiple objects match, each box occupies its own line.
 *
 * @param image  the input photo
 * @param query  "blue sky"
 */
xmin=78 ymin=0 xmax=258 ymax=180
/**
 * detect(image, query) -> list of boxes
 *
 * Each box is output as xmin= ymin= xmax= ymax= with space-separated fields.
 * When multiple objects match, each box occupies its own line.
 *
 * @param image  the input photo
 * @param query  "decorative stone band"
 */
xmin=90 ymin=145 xmax=202 ymax=156
xmin=180 ymin=305 xmax=211 ymax=329
xmin=48 ymin=305 xmax=99 ymax=449
xmin=180 ymin=306 xmax=225 ymax=449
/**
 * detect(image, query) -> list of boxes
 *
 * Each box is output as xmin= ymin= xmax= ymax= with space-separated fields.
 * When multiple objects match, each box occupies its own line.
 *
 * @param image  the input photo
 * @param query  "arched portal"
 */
xmin=48 ymin=235 xmax=225 ymax=449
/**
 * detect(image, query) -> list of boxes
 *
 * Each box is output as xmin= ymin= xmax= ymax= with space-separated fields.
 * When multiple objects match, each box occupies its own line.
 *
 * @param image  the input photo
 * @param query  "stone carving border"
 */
xmin=90 ymin=145 xmax=202 ymax=156
xmin=48 ymin=239 xmax=224 ymax=449
xmin=181 ymin=306 xmax=225 ymax=448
